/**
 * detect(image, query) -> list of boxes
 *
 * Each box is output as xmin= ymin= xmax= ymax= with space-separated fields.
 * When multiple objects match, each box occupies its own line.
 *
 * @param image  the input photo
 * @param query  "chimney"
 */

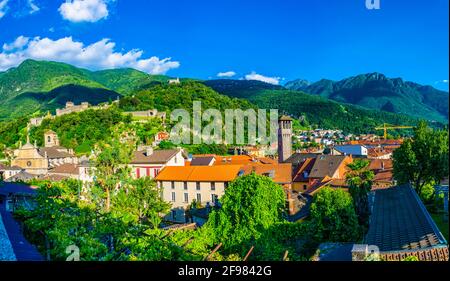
xmin=381 ymin=161 xmax=385 ymax=171
xmin=287 ymin=191 xmax=295 ymax=215
xmin=146 ymin=147 xmax=153 ymax=156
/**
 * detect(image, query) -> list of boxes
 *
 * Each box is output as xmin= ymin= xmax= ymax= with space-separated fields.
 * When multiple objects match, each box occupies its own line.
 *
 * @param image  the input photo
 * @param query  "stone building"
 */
xmin=278 ymin=115 xmax=293 ymax=163
xmin=56 ymin=101 xmax=90 ymax=116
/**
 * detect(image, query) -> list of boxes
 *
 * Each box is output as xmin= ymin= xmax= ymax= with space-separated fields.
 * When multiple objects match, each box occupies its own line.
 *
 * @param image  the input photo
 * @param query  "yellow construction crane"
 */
xmin=375 ymin=123 xmax=414 ymax=139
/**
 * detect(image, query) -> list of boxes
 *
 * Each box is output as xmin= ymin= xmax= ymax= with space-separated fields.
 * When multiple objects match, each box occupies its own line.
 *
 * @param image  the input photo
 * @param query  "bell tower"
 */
xmin=44 ymin=130 xmax=60 ymax=147
xmin=278 ymin=115 xmax=293 ymax=163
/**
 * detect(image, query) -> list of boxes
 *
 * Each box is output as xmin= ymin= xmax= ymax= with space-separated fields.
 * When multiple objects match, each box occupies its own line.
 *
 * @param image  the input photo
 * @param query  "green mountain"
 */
xmin=0 ymin=84 xmax=121 ymax=119
xmin=285 ymin=73 xmax=449 ymax=123
xmin=0 ymin=60 xmax=172 ymax=120
xmin=204 ymin=79 xmax=426 ymax=134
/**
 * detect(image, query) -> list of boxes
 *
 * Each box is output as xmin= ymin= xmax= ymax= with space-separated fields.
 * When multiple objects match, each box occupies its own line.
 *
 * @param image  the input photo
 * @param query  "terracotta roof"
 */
xmin=373 ymin=170 xmax=393 ymax=182
xmin=131 ymin=149 xmax=181 ymax=164
xmin=38 ymin=147 xmax=74 ymax=159
xmin=241 ymin=163 xmax=292 ymax=184
xmin=366 ymin=185 xmax=447 ymax=253
xmin=369 ymin=159 xmax=393 ymax=171
xmin=367 ymin=147 xmax=394 ymax=158
xmin=49 ymin=164 xmax=79 ymax=175
xmin=214 ymin=155 xmax=257 ymax=165
xmin=155 ymin=165 xmax=243 ymax=182
xmin=309 ymin=155 xmax=348 ymax=179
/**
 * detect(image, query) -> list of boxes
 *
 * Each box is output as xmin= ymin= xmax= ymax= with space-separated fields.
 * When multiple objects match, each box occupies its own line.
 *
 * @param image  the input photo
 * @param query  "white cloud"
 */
xmin=28 ymin=0 xmax=40 ymax=14
xmin=2 ymin=36 xmax=30 ymax=52
xmin=59 ymin=0 xmax=109 ymax=23
xmin=0 ymin=0 xmax=9 ymax=19
xmin=245 ymin=71 xmax=281 ymax=85
xmin=217 ymin=71 xmax=236 ymax=78
xmin=0 ymin=36 xmax=180 ymax=74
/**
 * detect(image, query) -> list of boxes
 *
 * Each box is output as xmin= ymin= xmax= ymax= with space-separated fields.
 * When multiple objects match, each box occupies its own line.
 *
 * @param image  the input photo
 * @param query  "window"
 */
xmin=171 ymin=192 xmax=176 ymax=202
xmin=196 ymin=182 xmax=201 ymax=190
xmin=224 ymin=182 xmax=228 ymax=188
xmin=211 ymin=182 xmax=215 ymax=191
xmin=196 ymin=193 xmax=201 ymax=203
xmin=174 ymin=156 xmax=178 ymax=164
xmin=171 ymin=181 xmax=175 ymax=189
xmin=184 ymin=193 xmax=189 ymax=203
xmin=172 ymin=210 xmax=176 ymax=220
xmin=184 ymin=182 xmax=188 ymax=190
xmin=211 ymin=194 xmax=217 ymax=203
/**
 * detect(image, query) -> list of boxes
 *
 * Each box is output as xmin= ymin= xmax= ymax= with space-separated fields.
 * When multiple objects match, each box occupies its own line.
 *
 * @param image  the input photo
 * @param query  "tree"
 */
xmin=206 ymin=173 xmax=286 ymax=252
xmin=309 ymin=187 xmax=360 ymax=242
xmin=346 ymin=159 xmax=374 ymax=228
xmin=94 ymin=138 xmax=134 ymax=212
xmin=112 ymin=177 xmax=170 ymax=227
xmin=393 ymin=121 xmax=449 ymax=196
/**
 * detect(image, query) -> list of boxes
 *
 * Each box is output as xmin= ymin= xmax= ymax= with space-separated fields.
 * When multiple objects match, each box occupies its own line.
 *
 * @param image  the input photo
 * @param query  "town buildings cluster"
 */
xmin=0 ymin=114 xmax=447 ymax=261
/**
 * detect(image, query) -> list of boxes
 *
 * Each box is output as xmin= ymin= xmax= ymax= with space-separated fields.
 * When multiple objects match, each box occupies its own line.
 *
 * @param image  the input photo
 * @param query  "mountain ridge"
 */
xmin=285 ymin=72 xmax=449 ymax=123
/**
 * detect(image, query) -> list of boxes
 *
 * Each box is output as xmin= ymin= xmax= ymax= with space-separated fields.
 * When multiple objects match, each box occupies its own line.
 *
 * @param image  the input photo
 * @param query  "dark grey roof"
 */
xmin=4 ymin=171 xmax=36 ymax=182
xmin=309 ymin=155 xmax=347 ymax=178
xmin=38 ymin=147 xmax=74 ymax=159
xmin=366 ymin=185 xmax=447 ymax=252
xmin=131 ymin=149 xmax=181 ymax=164
xmin=284 ymin=153 xmax=319 ymax=165
xmin=0 ymin=166 xmax=22 ymax=171
xmin=316 ymin=243 xmax=354 ymax=261
xmin=190 ymin=156 xmax=215 ymax=166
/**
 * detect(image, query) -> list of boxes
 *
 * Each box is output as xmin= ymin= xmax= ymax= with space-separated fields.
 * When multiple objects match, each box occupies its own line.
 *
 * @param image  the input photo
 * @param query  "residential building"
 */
xmin=292 ymin=155 xmax=353 ymax=194
xmin=0 ymin=165 xmax=23 ymax=181
xmin=155 ymin=165 xmax=243 ymax=222
xmin=369 ymin=159 xmax=394 ymax=188
xmin=130 ymin=148 xmax=186 ymax=179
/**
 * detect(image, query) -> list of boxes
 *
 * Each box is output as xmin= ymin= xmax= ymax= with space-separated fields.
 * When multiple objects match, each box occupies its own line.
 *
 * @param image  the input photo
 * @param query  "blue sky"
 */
xmin=0 ymin=0 xmax=448 ymax=90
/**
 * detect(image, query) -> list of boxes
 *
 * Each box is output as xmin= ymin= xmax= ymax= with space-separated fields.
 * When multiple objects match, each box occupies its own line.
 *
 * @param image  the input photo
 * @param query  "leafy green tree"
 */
xmin=393 ymin=121 xmax=449 ymax=196
xmin=346 ymin=159 xmax=374 ymax=228
xmin=309 ymin=187 xmax=360 ymax=242
xmin=94 ymin=139 xmax=134 ymax=212
xmin=112 ymin=177 xmax=170 ymax=226
xmin=206 ymin=173 xmax=286 ymax=252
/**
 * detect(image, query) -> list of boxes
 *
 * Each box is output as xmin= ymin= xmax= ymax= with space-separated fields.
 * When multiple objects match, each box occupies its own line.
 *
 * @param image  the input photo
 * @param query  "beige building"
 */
xmin=155 ymin=165 xmax=242 ymax=222
xmin=11 ymin=131 xmax=78 ymax=175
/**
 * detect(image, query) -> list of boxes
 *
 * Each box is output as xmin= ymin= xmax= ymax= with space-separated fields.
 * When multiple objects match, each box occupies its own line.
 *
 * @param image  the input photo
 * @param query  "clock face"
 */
xmin=27 ymin=161 xmax=32 ymax=167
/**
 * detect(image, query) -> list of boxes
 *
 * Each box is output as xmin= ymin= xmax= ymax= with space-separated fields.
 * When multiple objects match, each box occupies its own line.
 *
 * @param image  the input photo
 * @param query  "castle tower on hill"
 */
xmin=278 ymin=115 xmax=293 ymax=163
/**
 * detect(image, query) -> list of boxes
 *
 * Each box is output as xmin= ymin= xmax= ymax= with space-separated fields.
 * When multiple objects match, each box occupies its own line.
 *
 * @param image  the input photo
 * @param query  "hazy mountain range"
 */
xmin=285 ymin=73 xmax=449 ymax=123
